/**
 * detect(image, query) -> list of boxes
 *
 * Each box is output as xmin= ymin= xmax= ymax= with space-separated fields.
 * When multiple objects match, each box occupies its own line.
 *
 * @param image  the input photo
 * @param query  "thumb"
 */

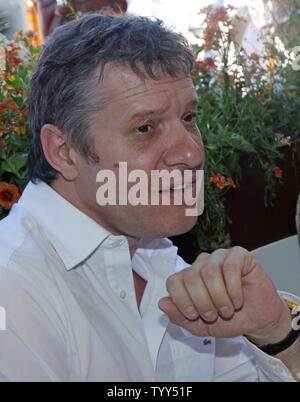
xmin=158 ymin=297 xmax=192 ymax=325
xmin=158 ymin=297 xmax=208 ymax=337
xmin=158 ymin=296 xmax=173 ymax=314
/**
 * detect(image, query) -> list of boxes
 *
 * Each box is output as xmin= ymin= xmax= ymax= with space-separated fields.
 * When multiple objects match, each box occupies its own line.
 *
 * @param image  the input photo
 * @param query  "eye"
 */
xmin=183 ymin=112 xmax=197 ymax=123
xmin=136 ymin=124 xmax=153 ymax=134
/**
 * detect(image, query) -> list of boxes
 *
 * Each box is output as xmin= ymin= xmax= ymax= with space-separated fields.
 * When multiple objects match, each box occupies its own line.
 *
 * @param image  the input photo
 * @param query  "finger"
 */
xmin=199 ymin=249 xmax=235 ymax=319
xmin=166 ymin=270 xmax=200 ymax=320
xmin=222 ymin=247 xmax=245 ymax=310
xmin=158 ymin=297 xmax=207 ymax=337
xmin=182 ymin=268 xmax=218 ymax=322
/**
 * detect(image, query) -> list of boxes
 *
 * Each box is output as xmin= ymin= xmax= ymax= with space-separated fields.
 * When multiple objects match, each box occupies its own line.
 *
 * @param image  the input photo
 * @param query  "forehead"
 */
xmin=97 ymin=63 xmax=197 ymax=109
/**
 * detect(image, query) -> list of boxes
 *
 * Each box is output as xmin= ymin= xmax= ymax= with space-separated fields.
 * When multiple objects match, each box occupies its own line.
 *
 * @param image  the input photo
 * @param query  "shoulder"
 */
xmin=0 ymin=204 xmax=34 ymax=268
xmin=0 ymin=204 xmax=66 ymax=324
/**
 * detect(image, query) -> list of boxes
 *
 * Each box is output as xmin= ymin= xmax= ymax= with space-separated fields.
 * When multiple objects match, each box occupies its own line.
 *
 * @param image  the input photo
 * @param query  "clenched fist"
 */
xmin=159 ymin=246 xmax=292 ymax=345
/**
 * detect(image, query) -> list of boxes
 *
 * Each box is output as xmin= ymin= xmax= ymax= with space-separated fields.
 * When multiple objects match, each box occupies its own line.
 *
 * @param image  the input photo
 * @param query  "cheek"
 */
xmin=76 ymin=164 xmax=101 ymax=202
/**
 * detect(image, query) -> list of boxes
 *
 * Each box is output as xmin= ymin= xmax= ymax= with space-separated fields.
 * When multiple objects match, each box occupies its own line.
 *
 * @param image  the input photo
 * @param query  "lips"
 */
xmin=158 ymin=170 xmax=198 ymax=193
xmin=160 ymin=181 xmax=195 ymax=192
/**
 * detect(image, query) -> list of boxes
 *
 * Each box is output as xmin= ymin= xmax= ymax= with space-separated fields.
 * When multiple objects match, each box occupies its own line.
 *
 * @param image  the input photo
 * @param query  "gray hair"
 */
xmin=27 ymin=13 xmax=195 ymax=184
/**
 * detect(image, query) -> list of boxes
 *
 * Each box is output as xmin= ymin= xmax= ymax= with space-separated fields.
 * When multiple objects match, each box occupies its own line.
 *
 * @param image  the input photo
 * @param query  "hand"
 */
xmin=159 ymin=247 xmax=291 ymax=343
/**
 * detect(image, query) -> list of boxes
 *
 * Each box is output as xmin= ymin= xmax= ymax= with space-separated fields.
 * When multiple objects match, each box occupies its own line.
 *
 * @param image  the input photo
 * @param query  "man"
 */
xmin=0 ymin=14 xmax=299 ymax=382
xmin=36 ymin=0 xmax=127 ymax=38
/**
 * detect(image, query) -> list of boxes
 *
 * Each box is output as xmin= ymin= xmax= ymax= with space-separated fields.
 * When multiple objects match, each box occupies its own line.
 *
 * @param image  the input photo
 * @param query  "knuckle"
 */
xmin=166 ymin=268 xmax=189 ymax=291
xmin=166 ymin=273 xmax=180 ymax=290
xmin=211 ymin=248 xmax=227 ymax=255
xmin=182 ymin=268 xmax=198 ymax=285
xmin=200 ymin=264 xmax=218 ymax=281
xmin=195 ymin=252 xmax=209 ymax=262
xmin=223 ymin=261 xmax=239 ymax=275
xmin=231 ymin=245 xmax=247 ymax=254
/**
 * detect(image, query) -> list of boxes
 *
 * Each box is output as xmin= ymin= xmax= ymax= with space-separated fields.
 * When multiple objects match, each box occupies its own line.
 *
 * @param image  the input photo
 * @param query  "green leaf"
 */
xmin=1 ymin=154 xmax=27 ymax=174
xmin=230 ymin=136 xmax=256 ymax=153
xmin=0 ymin=22 xmax=7 ymax=32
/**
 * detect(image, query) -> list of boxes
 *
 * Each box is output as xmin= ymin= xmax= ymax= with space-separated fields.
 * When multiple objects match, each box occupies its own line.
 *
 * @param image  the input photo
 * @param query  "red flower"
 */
xmin=213 ymin=7 xmax=227 ymax=22
xmin=274 ymin=166 xmax=282 ymax=179
xmin=0 ymin=182 xmax=21 ymax=210
xmin=195 ymin=57 xmax=216 ymax=75
xmin=210 ymin=175 xmax=219 ymax=183
xmin=227 ymin=177 xmax=236 ymax=188
xmin=216 ymin=179 xmax=226 ymax=189
xmin=205 ymin=57 xmax=216 ymax=68
xmin=0 ymin=99 xmax=17 ymax=112
xmin=210 ymin=174 xmax=237 ymax=190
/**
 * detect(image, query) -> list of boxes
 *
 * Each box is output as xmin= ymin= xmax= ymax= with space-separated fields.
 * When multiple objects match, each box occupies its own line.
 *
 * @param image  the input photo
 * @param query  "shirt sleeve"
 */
xmin=242 ymin=291 xmax=300 ymax=382
xmin=174 ymin=254 xmax=299 ymax=382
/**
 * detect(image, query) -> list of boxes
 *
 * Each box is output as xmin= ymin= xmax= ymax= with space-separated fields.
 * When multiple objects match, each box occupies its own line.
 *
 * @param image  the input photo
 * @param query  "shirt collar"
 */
xmin=18 ymin=180 xmax=111 ymax=271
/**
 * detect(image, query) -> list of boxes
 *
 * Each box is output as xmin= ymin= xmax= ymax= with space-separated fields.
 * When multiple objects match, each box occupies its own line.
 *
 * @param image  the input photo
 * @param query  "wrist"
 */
xmin=246 ymin=300 xmax=292 ymax=346
xmin=245 ymin=299 xmax=300 ymax=356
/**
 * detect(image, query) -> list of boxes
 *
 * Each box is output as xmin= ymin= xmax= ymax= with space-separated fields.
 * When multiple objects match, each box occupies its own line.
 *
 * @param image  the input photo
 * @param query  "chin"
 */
xmin=155 ymin=212 xmax=198 ymax=239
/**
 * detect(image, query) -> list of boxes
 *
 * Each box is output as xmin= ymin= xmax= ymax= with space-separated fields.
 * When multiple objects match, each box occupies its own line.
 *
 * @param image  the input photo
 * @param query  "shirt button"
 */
xmin=112 ymin=240 xmax=123 ymax=248
xmin=119 ymin=290 xmax=126 ymax=299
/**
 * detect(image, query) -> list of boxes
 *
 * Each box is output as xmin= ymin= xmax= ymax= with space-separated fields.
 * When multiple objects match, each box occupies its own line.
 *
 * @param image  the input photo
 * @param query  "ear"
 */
xmin=40 ymin=124 xmax=79 ymax=181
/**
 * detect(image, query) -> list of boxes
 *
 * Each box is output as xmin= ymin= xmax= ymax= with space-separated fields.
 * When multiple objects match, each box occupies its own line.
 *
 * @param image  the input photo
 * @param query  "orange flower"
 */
xmin=210 ymin=173 xmax=222 ymax=183
xmin=227 ymin=177 xmax=236 ymax=188
xmin=205 ymin=33 xmax=213 ymax=41
xmin=216 ymin=179 xmax=226 ymax=189
xmin=16 ymin=123 xmax=26 ymax=135
xmin=274 ymin=166 xmax=282 ymax=179
xmin=0 ymin=182 xmax=21 ymax=210
xmin=210 ymin=176 xmax=218 ymax=183
xmin=210 ymin=174 xmax=237 ymax=190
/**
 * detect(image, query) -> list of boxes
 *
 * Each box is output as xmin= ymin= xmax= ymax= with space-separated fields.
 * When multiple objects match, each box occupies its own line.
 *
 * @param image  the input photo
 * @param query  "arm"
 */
xmin=36 ymin=0 xmax=70 ymax=39
xmin=159 ymin=247 xmax=300 ymax=381
xmin=36 ymin=0 xmax=127 ymax=39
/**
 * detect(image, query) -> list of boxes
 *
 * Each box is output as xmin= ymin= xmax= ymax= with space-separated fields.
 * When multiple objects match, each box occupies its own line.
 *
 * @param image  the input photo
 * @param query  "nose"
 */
xmin=161 ymin=122 xmax=205 ymax=169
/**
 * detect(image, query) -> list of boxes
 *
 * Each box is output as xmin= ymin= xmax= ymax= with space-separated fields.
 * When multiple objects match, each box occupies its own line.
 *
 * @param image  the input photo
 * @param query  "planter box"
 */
xmin=225 ymin=141 xmax=300 ymax=251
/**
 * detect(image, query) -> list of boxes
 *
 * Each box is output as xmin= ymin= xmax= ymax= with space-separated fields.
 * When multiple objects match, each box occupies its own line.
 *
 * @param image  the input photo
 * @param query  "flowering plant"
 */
xmin=191 ymin=3 xmax=300 ymax=251
xmin=0 ymin=28 xmax=39 ymax=218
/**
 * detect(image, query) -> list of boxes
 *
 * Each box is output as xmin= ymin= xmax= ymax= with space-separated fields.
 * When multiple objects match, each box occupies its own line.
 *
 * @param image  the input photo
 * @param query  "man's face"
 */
xmin=73 ymin=63 xmax=205 ymax=241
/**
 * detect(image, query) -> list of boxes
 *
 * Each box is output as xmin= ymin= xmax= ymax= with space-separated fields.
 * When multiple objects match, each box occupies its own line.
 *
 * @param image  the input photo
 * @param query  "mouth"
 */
xmin=160 ymin=181 xmax=195 ymax=192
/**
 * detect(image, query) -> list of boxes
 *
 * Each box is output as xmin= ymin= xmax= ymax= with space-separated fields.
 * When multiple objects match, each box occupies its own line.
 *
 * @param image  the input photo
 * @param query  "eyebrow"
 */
xmin=185 ymin=99 xmax=199 ymax=110
xmin=128 ymin=98 xmax=199 ymax=122
xmin=128 ymin=107 xmax=168 ymax=122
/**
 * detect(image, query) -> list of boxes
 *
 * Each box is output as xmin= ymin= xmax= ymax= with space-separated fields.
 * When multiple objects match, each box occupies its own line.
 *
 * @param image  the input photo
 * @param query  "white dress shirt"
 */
xmin=0 ymin=181 xmax=297 ymax=382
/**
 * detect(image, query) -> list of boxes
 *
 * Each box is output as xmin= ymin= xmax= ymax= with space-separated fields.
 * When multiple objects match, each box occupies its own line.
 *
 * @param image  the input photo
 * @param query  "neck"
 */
xmin=51 ymin=179 xmax=142 ymax=257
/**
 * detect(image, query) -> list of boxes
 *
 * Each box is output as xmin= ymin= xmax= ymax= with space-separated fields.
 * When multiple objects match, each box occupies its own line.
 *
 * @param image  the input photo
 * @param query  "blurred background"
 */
xmin=0 ymin=0 xmax=298 ymax=50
